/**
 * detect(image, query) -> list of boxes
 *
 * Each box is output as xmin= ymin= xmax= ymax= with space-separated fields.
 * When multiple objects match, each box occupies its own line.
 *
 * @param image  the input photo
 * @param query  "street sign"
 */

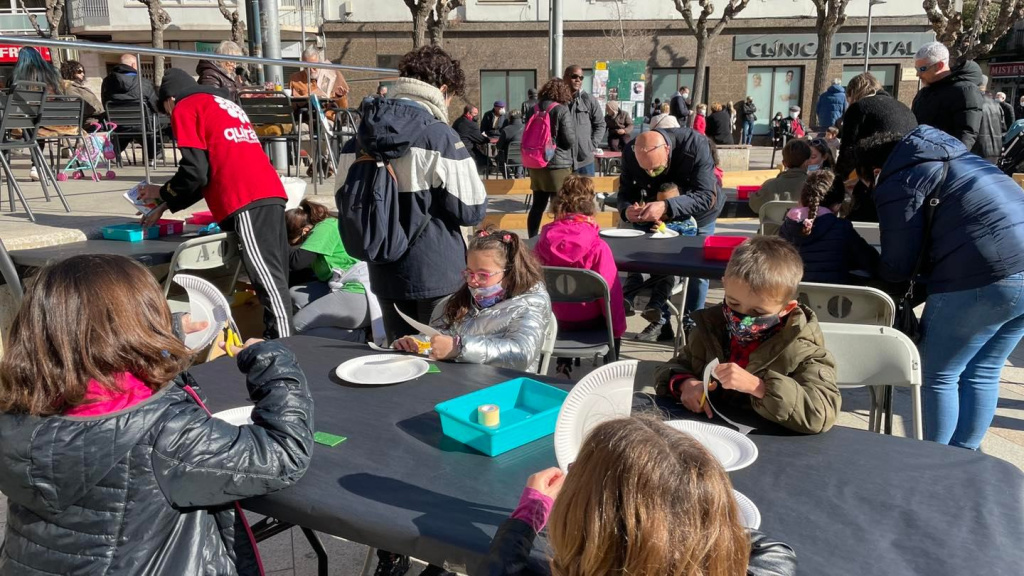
xmin=0 ymin=44 xmax=51 ymax=63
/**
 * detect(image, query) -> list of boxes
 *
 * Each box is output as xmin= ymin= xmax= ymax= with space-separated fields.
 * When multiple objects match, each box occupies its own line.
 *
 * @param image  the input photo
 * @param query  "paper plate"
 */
xmin=335 ymin=354 xmax=430 ymax=385
xmin=651 ymin=228 xmax=680 ymax=239
xmin=554 ymin=360 xmax=638 ymax=470
xmin=734 ymin=490 xmax=762 ymax=529
xmin=173 ymin=274 xmax=235 ymax=352
xmin=663 ymin=420 xmax=758 ymax=472
xmin=599 ymin=229 xmax=645 ymax=238
xmin=212 ymin=406 xmax=254 ymax=426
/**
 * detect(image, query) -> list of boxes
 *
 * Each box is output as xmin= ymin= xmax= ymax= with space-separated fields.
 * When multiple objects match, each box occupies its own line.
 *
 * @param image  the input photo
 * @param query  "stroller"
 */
xmin=56 ymin=121 xmax=117 ymax=182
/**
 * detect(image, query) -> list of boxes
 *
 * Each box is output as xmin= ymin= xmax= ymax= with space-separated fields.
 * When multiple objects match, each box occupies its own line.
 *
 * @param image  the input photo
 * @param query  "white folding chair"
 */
xmin=757 ymin=200 xmax=797 ymax=236
xmin=797 ymin=282 xmax=895 ymax=327
xmin=538 ymin=313 xmax=558 ymax=376
xmin=819 ymin=322 xmax=923 ymax=440
xmin=162 ymin=232 xmax=242 ymax=300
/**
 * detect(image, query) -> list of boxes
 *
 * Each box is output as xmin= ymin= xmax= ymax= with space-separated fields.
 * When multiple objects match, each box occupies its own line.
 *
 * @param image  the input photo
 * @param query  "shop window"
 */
xmin=651 ymin=68 xmax=709 ymax=112
xmin=842 ymin=64 xmax=898 ymax=97
xmin=745 ymin=66 xmax=803 ymax=136
xmin=481 ymin=70 xmax=537 ymax=117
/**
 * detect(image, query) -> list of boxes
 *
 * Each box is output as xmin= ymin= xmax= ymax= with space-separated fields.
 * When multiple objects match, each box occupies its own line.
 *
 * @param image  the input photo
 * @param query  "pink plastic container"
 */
xmin=185 ymin=211 xmax=216 ymax=226
xmin=736 ymin=185 xmax=760 ymax=200
xmin=704 ymin=236 xmax=747 ymax=261
xmin=156 ymin=219 xmax=185 ymax=236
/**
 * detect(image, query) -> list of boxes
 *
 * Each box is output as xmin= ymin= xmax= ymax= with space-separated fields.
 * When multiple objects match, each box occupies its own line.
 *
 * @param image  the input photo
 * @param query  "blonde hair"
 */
xmin=846 ymin=72 xmax=883 ymax=104
xmin=724 ymin=236 xmax=804 ymax=301
xmin=711 ymin=102 xmax=723 ymax=112
xmin=697 ymin=103 xmax=708 ymax=112
xmin=659 ymin=102 xmax=671 ymax=114
xmin=548 ymin=415 xmax=749 ymax=576
xmin=552 ymin=175 xmax=596 ymax=218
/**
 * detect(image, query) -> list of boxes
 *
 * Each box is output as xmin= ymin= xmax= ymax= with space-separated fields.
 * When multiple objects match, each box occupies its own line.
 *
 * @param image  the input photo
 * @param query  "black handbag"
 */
xmin=894 ymin=164 xmax=947 ymax=342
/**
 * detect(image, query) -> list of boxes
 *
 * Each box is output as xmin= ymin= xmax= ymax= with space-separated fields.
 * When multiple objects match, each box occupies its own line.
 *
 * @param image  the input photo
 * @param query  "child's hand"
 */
xmin=220 ymin=338 xmax=263 ymax=356
xmin=179 ymin=313 xmax=209 ymax=335
xmin=526 ymin=467 xmax=565 ymax=500
xmin=679 ymin=377 xmax=714 ymax=419
xmin=429 ymin=335 xmax=457 ymax=360
xmin=713 ymin=363 xmax=766 ymax=398
xmin=392 ymin=337 xmax=420 ymax=354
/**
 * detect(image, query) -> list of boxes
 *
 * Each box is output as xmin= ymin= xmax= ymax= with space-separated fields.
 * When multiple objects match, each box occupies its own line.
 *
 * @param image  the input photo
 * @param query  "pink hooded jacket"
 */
xmin=533 ymin=216 xmax=627 ymax=337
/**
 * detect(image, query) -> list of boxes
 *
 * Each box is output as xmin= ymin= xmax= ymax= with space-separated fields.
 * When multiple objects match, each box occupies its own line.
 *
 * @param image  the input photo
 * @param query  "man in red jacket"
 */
xmin=140 ymin=68 xmax=293 ymax=339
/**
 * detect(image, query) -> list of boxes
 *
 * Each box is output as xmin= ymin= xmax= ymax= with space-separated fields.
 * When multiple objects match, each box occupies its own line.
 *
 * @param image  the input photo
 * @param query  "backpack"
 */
xmin=521 ymin=102 xmax=560 ymax=169
xmin=335 ymin=98 xmax=431 ymax=264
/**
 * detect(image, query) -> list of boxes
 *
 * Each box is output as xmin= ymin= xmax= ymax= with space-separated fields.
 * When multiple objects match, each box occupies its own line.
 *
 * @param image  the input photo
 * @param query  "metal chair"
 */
xmin=797 ymin=282 xmax=895 ymax=327
xmin=504 ymin=141 xmax=524 ymax=179
xmin=0 ymin=82 xmax=72 ymax=221
xmin=36 ymin=95 xmax=86 ymax=172
xmin=162 ymin=232 xmax=242 ymax=298
xmin=820 ymin=322 xmax=923 ymax=440
xmin=104 ymin=100 xmax=165 ymax=167
xmin=238 ymin=90 xmax=301 ymax=176
xmin=757 ymin=200 xmax=797 ymax=236
xmin=543 ymin=267 xmax=617 ymax=366
xmin=0 ymin=237 xmax=23 ymax=308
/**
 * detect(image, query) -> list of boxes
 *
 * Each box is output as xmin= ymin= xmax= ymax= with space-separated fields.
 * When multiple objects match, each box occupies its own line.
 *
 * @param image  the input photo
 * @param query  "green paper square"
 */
xmin=427 ymin=364 xmax=441 ymax=374
xmin=314 ymin=431 xmax=347 ymax=447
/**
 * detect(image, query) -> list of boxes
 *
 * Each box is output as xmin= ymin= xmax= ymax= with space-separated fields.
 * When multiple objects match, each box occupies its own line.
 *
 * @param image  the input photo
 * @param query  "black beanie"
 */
xmin=158 ymin=68 xmax=221 ymax=107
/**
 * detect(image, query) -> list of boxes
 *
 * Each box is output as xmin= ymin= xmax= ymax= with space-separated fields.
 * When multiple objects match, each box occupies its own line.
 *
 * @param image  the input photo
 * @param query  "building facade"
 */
xmin=324 ymin=0 xmax=931 ymax=136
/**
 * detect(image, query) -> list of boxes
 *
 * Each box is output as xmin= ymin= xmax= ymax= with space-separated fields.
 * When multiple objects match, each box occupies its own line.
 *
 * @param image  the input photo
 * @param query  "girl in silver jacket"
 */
xmin=395 ymin=228 xmax=551 ymax=372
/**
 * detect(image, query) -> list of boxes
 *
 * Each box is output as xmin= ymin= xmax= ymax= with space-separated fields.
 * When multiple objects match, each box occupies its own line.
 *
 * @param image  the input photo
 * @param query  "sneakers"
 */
xmin=374 ymin=554 xmax=411 ymax=576
xmin=29 ymin=166 xmax=39 ymax=181
xmin=635 ymin=321 xmax=674 ymax=343
xmin=623 ymin=298 xmax=635 ymax=317
xmin=641 ymin=307 xmax=664 ymax=324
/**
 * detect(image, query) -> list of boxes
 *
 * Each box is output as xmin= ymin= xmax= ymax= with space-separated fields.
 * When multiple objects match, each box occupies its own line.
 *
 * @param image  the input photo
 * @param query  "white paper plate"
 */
xmin=651 ymin=228 xmax=680 ymax=239
xmin=599 ymin=229 xmax=645 ymax=238
xmin=663 ymin=420 xmax=758 ymax=472
xmin=173 ymin=274 xmax=234 ymax=351
xmin=734 ymin=490 xmax=761 ymax=529
xmin=335 ymin=354 xmax=430 ymax=385
xmin=212 ymin=406 xmax=254 ymax=426
xmin=554 ymin=360 xmax=638 ymax=470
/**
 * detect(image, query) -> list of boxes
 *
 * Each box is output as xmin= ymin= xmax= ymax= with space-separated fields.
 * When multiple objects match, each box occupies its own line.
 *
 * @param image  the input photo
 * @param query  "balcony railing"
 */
xmin=0 ymin=8 xmax=49 ymax=35
xmin=69 ymin=0 xmax=110 ymax=28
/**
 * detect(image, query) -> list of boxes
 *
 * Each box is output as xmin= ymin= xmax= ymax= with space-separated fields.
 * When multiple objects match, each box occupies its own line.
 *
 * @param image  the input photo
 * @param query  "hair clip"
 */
xmin=476 ymin=230 xmax=490 ymax=237
xmin=502 ymin=234 xmax=511 ymax=242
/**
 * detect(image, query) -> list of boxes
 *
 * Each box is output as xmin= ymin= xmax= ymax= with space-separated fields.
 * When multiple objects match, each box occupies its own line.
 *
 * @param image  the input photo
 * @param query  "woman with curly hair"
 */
xmin=525 ymin=77 xmax=577 ymax=237
xmin=59 ymin=59 xmax=103 ymax=123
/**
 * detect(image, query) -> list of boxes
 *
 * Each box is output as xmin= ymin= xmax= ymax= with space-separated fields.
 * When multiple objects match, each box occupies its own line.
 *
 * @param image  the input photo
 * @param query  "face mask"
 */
xmin=470 ymin=283 xmax=505 ymax=308
xmin=790 ymin=112 xmax=799 ymax=119
xmin=699 ymin=110 xmax=706 ymax=116
xmin=722 ymin=303 xmax=785 ymax=344
xmin=498 ymin=108 xmax=506 ymax=115
xmin=874 ymin=170 xmax=882 ymax=188
xmin=646 ymin=165 xmax=667 ymax=178
xmin=807 ymin=164 xmax=820 ymax=173
xmin=682 ymin=92 xmax=689 ymax=99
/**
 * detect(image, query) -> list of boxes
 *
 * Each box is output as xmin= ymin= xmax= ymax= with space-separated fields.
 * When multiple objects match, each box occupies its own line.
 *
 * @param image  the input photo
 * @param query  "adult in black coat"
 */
xmin=832 ymin=73 xmax=918 ymax=221
xmin=670 ymin=86 xmax=691 ymax=121
xmin=101 ymin=53 xmax=161 ymax=158
xmin=196 ymin=60 xmax=242 ymax=102
xmin=452 ymin=104 xmax=489 ymax=169
xmin=997 ymin=92 xmax=1016 ymax=131
xmin=496 ymin=110 xmax=525 ymax=176
xmin=480 ymin=100 xmax=509 ymax=137
xmin=705 ymin=104 xmax=734 ymax=145
xmin=911 ymin=43 xmax=984 ymax=149
xmin=973 ymin=94 xmax=1005 ymax=164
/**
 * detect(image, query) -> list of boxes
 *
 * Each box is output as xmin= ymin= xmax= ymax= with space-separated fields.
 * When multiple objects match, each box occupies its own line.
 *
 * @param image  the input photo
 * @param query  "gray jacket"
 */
xmin=427 ymin=282 xmax=551 ymax=372
xmin=538 ymin=99 xmax=577 ymax=170
xmin=567 ymin=90 xmax=607 ymax=169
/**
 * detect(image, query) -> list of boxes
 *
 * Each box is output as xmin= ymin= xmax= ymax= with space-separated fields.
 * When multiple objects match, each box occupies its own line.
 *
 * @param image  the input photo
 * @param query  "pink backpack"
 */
xmin=521 ymin=102 xmax=560 ymax=169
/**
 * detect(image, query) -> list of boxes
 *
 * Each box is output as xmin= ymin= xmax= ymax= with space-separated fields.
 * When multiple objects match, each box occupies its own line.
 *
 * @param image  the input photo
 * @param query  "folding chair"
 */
xmin=819 ymin=322 xmax=923 ymax=440
xmin=504 ymin=141 xmax=524 ymax=179
xmin=537 ymin=313 xmax=558 ymax=376
xmin=0 ymin=82 xmax=72 ymax=221
xmin=797 ymin=282 xmax=895 ymax=327
xmin=238 ymin=91 xmax=301 ymax=176
xmin=757 ymin=200 xmax=797 ymax=236
xmin=36 ymin=95 xmax=86 ymax=171
xmin=104 ymin=100 xmax=164 ymax=167
xmin=0 ymin=237 xmax=23 ymax=308
xmin=543 ymin=267 xmax=617 ymax=366
xmin=162 ymin=232 xmax=242 ymax=298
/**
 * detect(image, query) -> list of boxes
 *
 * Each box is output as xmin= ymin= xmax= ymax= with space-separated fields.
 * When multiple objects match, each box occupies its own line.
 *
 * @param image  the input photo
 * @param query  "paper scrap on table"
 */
xmin=427 ymin=364 xmax=441 ymax=374
xmin=395 ymin=305 xmax=440 ymax=336
xmin=314 ymin=431 xmax=347 ymax=447
xmin=702 ymin=358 xmax=756 ymax=435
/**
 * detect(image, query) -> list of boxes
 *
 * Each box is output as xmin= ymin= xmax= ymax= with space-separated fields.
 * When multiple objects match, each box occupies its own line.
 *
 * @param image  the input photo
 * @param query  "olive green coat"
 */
xmin=654 ymin=304 xmax=841 ymax=434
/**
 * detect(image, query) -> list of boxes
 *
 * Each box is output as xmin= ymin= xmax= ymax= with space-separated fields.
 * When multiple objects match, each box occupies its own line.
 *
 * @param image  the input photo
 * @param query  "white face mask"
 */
xmin=682 ymin=92 xmax=689 ymax=99
xmin=790 ymin=112 xmax=799 ymax=119
xmin=699 ymin=110 xmax=706 ymax=116
xmin=498 ymin=108 xmax=506 ymax=115
xmin=807 ymin=164 xmax=820 ymax=173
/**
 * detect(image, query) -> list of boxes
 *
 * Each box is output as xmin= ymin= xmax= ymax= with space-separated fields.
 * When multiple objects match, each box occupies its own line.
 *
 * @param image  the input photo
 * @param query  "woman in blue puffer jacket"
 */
xmin=855 ymin=126 xmax=1024 ymax=450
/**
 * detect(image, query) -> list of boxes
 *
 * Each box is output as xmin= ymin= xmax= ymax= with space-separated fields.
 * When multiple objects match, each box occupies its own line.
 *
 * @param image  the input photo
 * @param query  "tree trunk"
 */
xmin=691 ymin=35 xmax=708 ymax=127
xmin=812 ymin=29 xmax=835 ymax=128
xmin=142 ymin=0 xmax=171 ymax=86
xmin=413 ymin=15 xmax=427 ymax=48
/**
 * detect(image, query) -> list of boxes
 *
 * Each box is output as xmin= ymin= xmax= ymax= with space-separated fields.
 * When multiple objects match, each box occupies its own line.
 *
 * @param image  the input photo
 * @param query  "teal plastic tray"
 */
xmin=435 ymin=377 xmax=568 ymax=457
xmin=102 ymin=223 xmax=158 ymax=242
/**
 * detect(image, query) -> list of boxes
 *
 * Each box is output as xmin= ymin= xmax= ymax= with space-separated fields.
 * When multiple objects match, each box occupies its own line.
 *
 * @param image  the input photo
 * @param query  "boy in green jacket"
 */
xmin=655 ymin=236 xmax=841 ymax=434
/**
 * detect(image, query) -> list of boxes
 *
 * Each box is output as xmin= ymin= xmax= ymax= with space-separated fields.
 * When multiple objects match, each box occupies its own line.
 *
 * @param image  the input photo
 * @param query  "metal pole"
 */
xmin=138 ymin=52 xmax=151 ymax=184
xmin=864 ymin=1 xmax=875 ymax=73
xmin=261 ymin=0 xmax=287 ymax=170
xmin=250 ymin=0 xmax=266 ymax=83
xmin=300 ymin=1 xmax=318 ymax=195
xmin=550 ymin=0 xmax=563 ymax=78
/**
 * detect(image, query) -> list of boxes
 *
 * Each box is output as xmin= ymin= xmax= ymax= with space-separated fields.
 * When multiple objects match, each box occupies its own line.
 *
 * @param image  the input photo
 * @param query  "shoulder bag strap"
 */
xmin=904 ymin=162 xmax=949 ymax=298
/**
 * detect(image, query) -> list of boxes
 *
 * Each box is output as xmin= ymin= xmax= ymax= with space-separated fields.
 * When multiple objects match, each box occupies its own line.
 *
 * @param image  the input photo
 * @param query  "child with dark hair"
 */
xmin=779 ymin=170 xmax=879 ymax=285
xmin=748 ymin=138 xmax=812 ymax=213
xmin=285 ymin=199 xmax=372 ymax=339
xmin=393 ymin=228 xmax=551 ymax=372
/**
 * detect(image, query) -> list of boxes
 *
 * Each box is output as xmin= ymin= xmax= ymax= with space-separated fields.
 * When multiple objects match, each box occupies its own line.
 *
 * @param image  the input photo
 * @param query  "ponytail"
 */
xmin=285 ymin=199 xmax=332 ymax=245
xmin=800 ymin=170 xmax=835 ymax=236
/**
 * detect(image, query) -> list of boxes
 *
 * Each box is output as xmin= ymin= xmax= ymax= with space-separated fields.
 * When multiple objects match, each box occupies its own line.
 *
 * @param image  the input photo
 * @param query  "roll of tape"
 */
xmin=478 ymin=404 xmax=500 ymax=427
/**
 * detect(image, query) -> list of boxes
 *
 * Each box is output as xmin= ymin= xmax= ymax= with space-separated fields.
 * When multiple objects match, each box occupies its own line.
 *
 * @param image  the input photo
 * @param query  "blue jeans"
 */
xmin=742 ymin=119 xmax=755 ymax=145
xmin=920 ymin=273 xmax=1024 ymax=449
xmin=624 ymin=220 xmax=715 ymax=324
xmin=575 ymin=162 xmax=596 ymax=176
xmin=684 ymin=220 xmax=715 ymax=318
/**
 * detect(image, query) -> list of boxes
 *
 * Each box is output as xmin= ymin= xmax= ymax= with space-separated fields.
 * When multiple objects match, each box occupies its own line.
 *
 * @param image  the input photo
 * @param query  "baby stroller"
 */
xmin=56 ymin=121 xmax=117 ymax=182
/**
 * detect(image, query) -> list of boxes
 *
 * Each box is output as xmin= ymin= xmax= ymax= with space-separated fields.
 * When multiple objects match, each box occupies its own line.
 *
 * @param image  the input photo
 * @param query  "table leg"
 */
xmin=360 ymin=547 xmax=378 ymax=576
xmin=301 ymin=527 xmax=330 ymax=576
xmin=882 ymin=386 xmax=894 ymax=435
xmin=250 ymin=516 xmax=294 ymax=542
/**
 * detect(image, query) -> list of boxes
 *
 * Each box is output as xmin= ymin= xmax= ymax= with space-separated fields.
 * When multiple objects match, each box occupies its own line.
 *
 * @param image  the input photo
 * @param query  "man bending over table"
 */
xmin=618 ymin=128 xmax=719 ymax=343
xmin=139 ymin=68 xmax=294 ymax=340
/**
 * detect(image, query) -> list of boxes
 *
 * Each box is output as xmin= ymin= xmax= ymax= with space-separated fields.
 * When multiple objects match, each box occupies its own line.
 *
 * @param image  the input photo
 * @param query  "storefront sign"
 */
xmin=0 ymin=44 xmax=51 ymax=63
xmin=735 ymin=33 xmax=935 ymax=61
xmin=195 ymin=42 xmax=220 ymax=54
xmin=989 ymin=62 xmax=1024 ymax=77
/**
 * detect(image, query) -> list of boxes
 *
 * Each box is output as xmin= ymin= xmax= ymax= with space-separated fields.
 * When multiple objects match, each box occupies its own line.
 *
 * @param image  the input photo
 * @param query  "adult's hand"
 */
xmin=141 ymin=204 xmax=167 ymax=229
xmin=638 ymin=201 xmax=668 ymax=222
xmin=137 ymin=183 xmax=163 ymax=202
xmin=625 ymin=202 xmax=644 ymax=222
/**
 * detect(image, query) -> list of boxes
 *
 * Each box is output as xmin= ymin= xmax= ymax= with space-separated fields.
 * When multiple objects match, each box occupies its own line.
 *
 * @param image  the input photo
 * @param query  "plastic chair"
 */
xmin=819 ymin=322 xmax=923 ymax=440
xmin=757 ymin=200 xmax=797 ymax=236
xmin=542 ymin=267 xmax=617 ymax=365
xmin=162 ymin=233 xmax=242 ymax=298
xmin=0 ymin=237 xmax=23 ymax=308
xmin=537 ymin=313 xmax=558 ymax=376
xmin=797 ymin=282 xmax=895 ymax=327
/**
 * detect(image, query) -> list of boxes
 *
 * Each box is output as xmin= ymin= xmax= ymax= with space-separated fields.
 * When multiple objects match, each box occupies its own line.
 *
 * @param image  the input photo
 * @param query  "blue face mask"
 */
xmin=470 ymin=284 xmax=505 ymax=308
xmin=807 ymin=164 xmax=820 ymax=173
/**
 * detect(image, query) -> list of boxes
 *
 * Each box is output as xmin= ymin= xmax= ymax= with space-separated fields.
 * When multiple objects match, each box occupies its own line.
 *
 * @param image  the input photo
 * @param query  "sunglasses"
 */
xmin=569 ymin=74 xmax=584 ymax=81
xmin=462 ymin=269 xmax=505 ymax=284
xmin=916 ymin=62 xmax=938 ymax=73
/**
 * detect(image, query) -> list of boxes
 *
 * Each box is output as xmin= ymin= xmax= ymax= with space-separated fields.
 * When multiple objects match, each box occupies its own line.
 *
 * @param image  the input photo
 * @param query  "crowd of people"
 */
xmin=1 ymin=35 xmax=1023 ymax=576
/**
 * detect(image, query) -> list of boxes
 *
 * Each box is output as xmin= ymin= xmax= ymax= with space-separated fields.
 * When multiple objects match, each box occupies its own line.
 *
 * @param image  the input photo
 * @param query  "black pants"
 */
xmin=527 ymin=190 xmax=552 ymax=238
xmin=222 ymin=203 xmax=294 ymax=340
xmin=378 ymin=295 xmax=449 ymax=345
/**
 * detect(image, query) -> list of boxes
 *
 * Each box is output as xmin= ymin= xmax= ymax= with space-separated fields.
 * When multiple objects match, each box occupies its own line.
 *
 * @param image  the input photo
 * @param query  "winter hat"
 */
xmin=158 ymin=68 xmax=220 ymax=107
xmin=494 ymin=100 xmax=506 ymax=108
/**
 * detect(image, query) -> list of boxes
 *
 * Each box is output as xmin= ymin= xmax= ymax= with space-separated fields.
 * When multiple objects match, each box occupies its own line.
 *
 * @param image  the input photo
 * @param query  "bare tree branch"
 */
xmin=217 ymin=0 xmax=248 ymax=53
xmin=404 ymin=0 xmax=434 ymax=49
xmin=923 ymin=0 xmax=1024 ymax=61
xmin=428 ymin=0 xmax=464 ymax=47
xmin=16 ymin=0 xmax=45 ymax=37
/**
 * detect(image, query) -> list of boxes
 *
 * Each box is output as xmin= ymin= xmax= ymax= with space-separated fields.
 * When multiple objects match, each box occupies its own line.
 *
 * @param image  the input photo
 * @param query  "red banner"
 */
xmin=989 ymin=62 xmax=1024 ymax=78
xmin=0 ymin=45 xmax=52 ymax=64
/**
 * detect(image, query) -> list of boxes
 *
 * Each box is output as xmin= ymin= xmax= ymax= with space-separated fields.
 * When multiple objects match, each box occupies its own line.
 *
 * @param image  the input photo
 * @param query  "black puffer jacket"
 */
xmin=706 ymin=109 xmax=734 ymax=144
xmin=972 ymin=97 xmax=1004 ymax=162
xmin=100 ymin=63 xmax=160 ymax=113
xmin=779 ymin=212 xmax=880 ymax=284
xmin=483 ymin=517 xmax=797 ymax=576
xmin=911 ymin=59 xmax=985 ymax=149
xmin=0 ymin=342 xmax=314 ymax=575
xmin=196 ymin=59 xmax=242 ymax=102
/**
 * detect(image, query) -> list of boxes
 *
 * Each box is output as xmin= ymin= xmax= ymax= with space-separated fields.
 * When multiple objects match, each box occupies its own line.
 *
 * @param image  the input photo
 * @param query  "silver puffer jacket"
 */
xmin=427 ymin=282 xmax=551 ymax=372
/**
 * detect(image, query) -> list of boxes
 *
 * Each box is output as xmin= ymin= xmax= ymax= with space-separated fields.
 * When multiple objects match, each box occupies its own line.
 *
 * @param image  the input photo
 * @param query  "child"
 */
xmin=533 ymin=175 xmax=626 ymax=377
xmin=654 ymin=236 xmax=841 ymax=434
xmin=485 ymin=415 xmax=797 ymax=575
xmin=286 ymin=199 xmax=374 ymax=339
xmin=748 ymin=139 xmax=812 ymax=213
xmin=694 ymin=103 xmax=707 ymax=135
xmin=394 ymin=228 xmax=551 ymax=372
xmin=0 ymin=254 xmax=313 ymax=575
xmin=653 ymin=182 xmax=699 ymax=236
xmin=779 ymin=170 xmax=879 ymax=285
